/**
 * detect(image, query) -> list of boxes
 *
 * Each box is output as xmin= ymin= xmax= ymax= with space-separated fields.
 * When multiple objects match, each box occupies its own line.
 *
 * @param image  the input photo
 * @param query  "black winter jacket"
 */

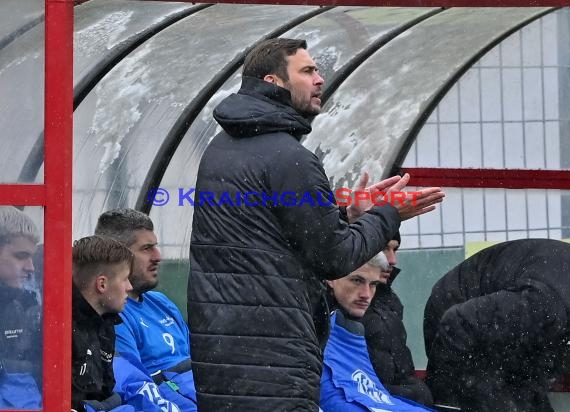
xmin=188 ymin=76 xmax=401 ymax=411
xmin=424 ymin=238 xmax=570 ymax=412
xmin=71 ymin=285 xmax=122 ymax=411
xmin=0 ymin=285 xmax=42 ymax=384
xmin=362 ymin=269 xmax=433 ymax=406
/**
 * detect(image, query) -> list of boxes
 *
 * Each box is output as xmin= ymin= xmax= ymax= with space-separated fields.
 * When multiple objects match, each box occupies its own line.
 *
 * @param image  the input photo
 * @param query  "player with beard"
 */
xmin=95 ymin=209 xmax=197 ymax=411
xmin=321 ymin=251 xmax=430 ymax=411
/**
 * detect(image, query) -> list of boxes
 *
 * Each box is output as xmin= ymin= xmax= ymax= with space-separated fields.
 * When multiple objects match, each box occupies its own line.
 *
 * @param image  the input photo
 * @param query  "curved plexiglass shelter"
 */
xmin=3 ymin=2 xmax=570 ymax=404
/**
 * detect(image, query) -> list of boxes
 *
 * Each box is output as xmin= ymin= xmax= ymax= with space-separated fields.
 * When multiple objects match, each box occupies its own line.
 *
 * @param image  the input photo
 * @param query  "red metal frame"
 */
xmin=0 ymin=1 xmax=568 ymax=411
xmin=404 ymin=167 xmax=570 ymax=189
xmin=0 ymin=0 xmax=74 ymax=410
xmin=43 ymin=1 xmax=74 ymax=410
xmin=0 ymin=185 xmax=46 ymax=205
xmin=155 ymin=0 xmax=570 ymax=5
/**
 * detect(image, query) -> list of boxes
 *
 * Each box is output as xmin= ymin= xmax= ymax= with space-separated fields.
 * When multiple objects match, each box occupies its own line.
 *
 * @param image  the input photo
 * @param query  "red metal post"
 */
xmin=43 ymin=0 xmax=74 ymax=410
xmin=0 ymin=185 xmax=45 ymax=205
xmin=156 ymin=0 xmax=570 ymax=5
xmin=404 ymin=167 xmax=570 ymax=189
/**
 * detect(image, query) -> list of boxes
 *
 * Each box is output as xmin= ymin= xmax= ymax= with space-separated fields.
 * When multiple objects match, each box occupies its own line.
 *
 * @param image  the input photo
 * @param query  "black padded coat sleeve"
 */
xmin=428 ymin=285 xmax=568 ymax=376
xmin=268 ymin=142 xmax=400 ymax=280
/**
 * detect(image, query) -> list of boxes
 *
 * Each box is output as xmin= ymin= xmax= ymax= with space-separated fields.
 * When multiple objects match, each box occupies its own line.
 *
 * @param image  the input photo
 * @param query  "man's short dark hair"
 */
xmin=72 ymin=235 xmax=134 ymax=290
xmin=242 ymin=38 xmax=307 ymax=81
xmin=94 ymin=208 xmax=153 ymax=247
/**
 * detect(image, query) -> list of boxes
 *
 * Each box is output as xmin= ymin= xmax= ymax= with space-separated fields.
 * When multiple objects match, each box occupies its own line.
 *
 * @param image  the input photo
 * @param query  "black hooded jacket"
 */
xmin=424 ymin=239 xmax=570 ymax=412
xmin=71 ymin=285 xmax=122 ymax=411
xmin=362 ymin=268 xmax=433 ymax=406
xmin=187 ymin=76 xmax=401 ymax=411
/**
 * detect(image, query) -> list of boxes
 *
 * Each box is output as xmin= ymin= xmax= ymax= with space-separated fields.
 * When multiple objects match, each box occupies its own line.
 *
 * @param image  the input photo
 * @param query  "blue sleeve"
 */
xmin=320 ymin=365 xmax=366 ymax=412
xmin=84 ymin=405 xmax=136 ymax=412
xmin=0 ymin=373 xmax=42 ymax=409
xmin=113 ymin=356 xmax=187 ymax=412
xmin=162 ymin=370 xmax=197 ymax=407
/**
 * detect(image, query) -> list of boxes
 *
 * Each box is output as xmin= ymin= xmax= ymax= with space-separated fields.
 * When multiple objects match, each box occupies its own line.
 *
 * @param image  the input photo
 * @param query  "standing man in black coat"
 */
xmin=424 ymin=238 xmax=570 ymax=412
xmin=362 ymin=232 xmax=433 ymax=406
xmin=188 ymin=37 xmax=445 ymax=411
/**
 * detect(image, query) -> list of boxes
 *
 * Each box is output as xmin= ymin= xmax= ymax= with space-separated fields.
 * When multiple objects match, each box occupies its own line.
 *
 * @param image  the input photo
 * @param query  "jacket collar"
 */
xmin=0 ymin=283 xmax=38 ymax=305
xmin=334 ymin=309 xmax=365 ymax=336
xmin=213 ymin=76 xmax=312 ymax=139
xmin=387 ymin=266 xmax=401 ymax=286
xmin=72 ymin=284 xmax=122 ymax=325
xmin=239 ymin=76 xmax=295 ymax=108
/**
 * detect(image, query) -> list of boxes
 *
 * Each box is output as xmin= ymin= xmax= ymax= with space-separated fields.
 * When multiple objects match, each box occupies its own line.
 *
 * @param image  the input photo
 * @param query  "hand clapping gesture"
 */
xmin=346 ymin=172 xmax=445 ymax=223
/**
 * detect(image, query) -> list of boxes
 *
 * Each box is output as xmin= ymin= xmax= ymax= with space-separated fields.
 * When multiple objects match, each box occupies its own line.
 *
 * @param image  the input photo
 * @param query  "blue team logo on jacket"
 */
xmin=352 ymin=369 xmax=394 ymax=405
xmin=320 ymin=312 xmax=433 ymax=412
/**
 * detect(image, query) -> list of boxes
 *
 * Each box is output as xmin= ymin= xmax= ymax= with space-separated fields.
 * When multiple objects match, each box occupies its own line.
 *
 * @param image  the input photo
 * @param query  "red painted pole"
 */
xmin=44 ymin=0 xmax=74 ymax=410
xmin=0 ymin=185 xmax=45 ymax=205
xmin=153 ymin=0 xmax=570 ymax=5
xmin=404 ymin=168 xmax=570 ymax=189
